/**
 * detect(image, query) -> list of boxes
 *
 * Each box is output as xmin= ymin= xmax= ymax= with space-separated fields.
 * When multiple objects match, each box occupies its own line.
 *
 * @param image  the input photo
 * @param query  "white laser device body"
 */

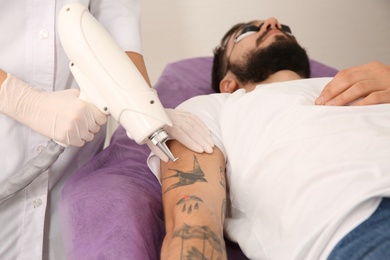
xmin=58 ymin=3 xmax=177 ymax=161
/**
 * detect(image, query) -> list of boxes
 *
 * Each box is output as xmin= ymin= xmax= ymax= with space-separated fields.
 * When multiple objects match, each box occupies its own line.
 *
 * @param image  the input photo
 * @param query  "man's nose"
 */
xmin=261 ymin=17 xmax=282 ymax=32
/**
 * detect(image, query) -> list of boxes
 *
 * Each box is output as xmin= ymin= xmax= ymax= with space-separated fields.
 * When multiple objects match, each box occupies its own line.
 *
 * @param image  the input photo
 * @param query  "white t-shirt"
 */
xmin=148 ymin=77 xmax=390 ymax=260
xmin=0 ymin=1 xmax=141 ymax=259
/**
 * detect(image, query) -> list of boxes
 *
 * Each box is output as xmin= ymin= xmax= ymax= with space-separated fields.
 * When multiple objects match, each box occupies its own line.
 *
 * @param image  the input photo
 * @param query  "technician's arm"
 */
xmin=0 ymin=54 xmax=149 ymax=88
xmin=0 ymin=69 xmax=6 ymax=84
xmin=0 ymin=68 xmax=107 ymax=146
xmin=160 ymin=140 xmax=227 ymax=260
xmin=315 ymin=62 xmax=390 ymax=106
xmin=126 ymin=51 xmax=152 ymax=87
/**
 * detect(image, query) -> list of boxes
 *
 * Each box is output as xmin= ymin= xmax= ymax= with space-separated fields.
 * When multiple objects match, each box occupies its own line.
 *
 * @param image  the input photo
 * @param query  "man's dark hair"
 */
xmin=211 ymin=23 xmax=245 ymax=93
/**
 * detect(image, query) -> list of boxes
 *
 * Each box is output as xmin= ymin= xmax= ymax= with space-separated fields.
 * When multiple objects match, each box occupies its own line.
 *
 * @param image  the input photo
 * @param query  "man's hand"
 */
xmin=315 ymin=62 xmax=390 ymax=106
xmin=147 ymin=109 xmax=214 ymax=162
xmin=0 ymin=73 xmax=107 ymax=146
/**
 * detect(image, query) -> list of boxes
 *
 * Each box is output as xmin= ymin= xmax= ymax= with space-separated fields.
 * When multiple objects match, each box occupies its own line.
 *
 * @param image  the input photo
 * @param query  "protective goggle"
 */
xmin=234 ymin=24 xmax=292 ymax=43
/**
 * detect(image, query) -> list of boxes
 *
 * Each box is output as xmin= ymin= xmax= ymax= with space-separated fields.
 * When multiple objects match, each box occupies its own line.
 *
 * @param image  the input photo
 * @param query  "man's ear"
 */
xmin=219 ymin=73 xmax=240 ymax=93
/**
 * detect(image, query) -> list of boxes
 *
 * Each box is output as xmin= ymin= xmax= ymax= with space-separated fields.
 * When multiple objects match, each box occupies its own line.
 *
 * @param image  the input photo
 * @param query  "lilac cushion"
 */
xmin=60 ymin=57 xmax=338 ymax=260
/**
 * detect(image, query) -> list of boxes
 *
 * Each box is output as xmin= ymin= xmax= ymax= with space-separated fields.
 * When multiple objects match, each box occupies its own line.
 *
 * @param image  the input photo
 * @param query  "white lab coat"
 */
xmin=0 ymin=0 xmax=141 ymax=259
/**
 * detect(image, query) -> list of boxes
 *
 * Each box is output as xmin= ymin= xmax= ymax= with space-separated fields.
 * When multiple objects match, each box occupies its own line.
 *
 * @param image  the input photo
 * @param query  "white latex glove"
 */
xmin=147 ymin=108 xmax=214 ymax=162
xmin=0 ymin=73 xmax=107 ymax=146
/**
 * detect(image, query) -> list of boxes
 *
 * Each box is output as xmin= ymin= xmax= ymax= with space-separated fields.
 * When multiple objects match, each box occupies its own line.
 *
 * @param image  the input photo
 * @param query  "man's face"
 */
xmin=223 ymin=18 xmax=310 ymax=86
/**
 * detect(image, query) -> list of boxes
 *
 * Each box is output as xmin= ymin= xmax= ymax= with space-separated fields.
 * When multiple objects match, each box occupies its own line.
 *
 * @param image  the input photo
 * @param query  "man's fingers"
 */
xmin=316 ymin=66 xmax=374 ymax=106
xmin=323 ymin=80 xmax=376 ymax=106
xmin=351 ymin=91 xmax=390 ymax=106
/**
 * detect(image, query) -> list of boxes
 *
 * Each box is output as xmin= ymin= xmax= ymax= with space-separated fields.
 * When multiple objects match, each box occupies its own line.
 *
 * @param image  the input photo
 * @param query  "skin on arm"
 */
xmin=315 ymin=61 xmax=390 ymax=106
xmin=160 ymin=140 xmax=227 ymax=260
xmin=0 ymin=69 xmax=7 ymax=87
xmin=125 ymin=51 xmax=152 ymax=87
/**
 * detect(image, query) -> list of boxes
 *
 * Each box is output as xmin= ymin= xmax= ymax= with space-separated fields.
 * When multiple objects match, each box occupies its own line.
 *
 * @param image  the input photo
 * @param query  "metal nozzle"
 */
xmin=149 ymin=129 xmax=178 ymax=162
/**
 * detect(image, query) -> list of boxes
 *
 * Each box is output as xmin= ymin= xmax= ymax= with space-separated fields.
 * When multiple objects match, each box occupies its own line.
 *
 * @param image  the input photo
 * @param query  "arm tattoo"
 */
xmin=219 ymin=166 xmax=226 ymax=189
xmin=177 ymin=195 xmax=204 ymax=214
xmin=173 ymin=223 xmax=224 ymax=260
xmin=163 ymin=155 xmax=207 ymax=194
xmin=221 ymin=199 xmax=226 ymax=226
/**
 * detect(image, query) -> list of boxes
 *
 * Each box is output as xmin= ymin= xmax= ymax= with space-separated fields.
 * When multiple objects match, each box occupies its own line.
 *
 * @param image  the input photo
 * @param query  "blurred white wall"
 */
xmin=140 ymin=0 xmax=390 ymax=85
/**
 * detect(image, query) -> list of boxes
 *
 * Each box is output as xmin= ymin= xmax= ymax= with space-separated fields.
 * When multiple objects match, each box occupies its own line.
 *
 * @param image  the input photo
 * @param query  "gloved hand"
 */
xmin=147 ymin=108 xmax=214 ymax=162
xmin=0 ymin=73 xmax=107 ymax=146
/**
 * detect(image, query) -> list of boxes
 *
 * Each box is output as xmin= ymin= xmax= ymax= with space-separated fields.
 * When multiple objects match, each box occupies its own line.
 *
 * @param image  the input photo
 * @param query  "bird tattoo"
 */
xmin=163 ymin=155 xmax=207 ymax=194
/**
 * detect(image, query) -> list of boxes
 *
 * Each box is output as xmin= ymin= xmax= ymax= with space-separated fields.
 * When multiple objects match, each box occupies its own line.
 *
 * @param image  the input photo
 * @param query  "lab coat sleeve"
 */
xmin=89 ymin=0 xmax=142 ymax=54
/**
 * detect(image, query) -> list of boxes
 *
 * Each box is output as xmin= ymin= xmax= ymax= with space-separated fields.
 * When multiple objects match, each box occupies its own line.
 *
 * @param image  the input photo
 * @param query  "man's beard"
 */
xmin=228 ymin=36 xmax=311 ymax=85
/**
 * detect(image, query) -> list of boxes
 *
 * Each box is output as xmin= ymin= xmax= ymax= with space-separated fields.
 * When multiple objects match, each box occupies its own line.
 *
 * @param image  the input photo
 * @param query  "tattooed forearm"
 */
xmin=160 ymin=145 xmax=227 ymax=260
xmin=173 ymin=223 xmax=224 ymax=260
xmin=163 ymin=155 xmax=207 ymax=194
